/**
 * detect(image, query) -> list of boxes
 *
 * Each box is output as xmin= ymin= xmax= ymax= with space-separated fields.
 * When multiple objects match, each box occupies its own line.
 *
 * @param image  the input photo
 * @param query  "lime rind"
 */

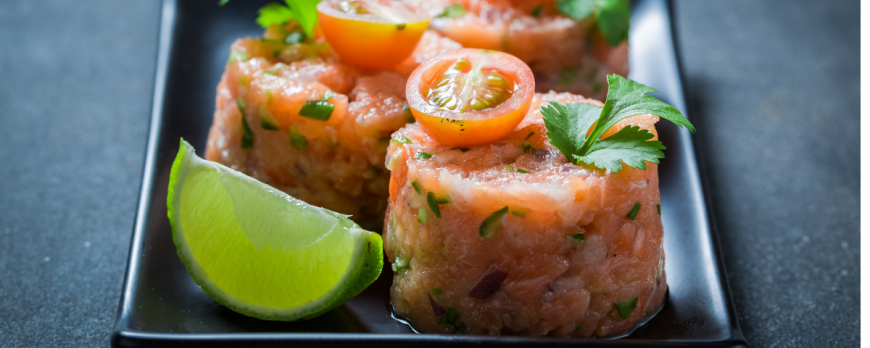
xmin=167 ymin=139 xmax=383 ymax=321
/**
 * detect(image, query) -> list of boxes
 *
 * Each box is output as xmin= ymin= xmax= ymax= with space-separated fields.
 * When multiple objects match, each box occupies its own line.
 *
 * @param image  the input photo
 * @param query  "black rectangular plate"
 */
xmin=111 ymin=0 xmax=748 ymax=346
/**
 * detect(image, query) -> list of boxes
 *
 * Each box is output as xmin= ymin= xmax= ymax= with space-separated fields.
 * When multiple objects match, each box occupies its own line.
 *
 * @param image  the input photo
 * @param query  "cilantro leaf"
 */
xmin=555 ymin=0 xmax=596 ymax=21
xmin=555 ymin=0 xmax=630 ymax=46
xmin=542 ymin=74 xmax=694 ymax=173
xmin=575 ymin=125 xmax=664 ymax=172
xmin=541 ymin=101 xmax=601 ymax=161
xmin=596 ymin=0 xmax=630 ymax=46
xmin=256 ymin=0 xmax=321 ymax=38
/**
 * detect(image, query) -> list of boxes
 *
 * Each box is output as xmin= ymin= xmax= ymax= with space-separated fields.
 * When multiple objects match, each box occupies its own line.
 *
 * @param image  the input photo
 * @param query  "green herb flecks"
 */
xmin=510 ymin=208 xmax=527 ymax=218
xmin=289 ymin=126 xmax=308 ymax=149
xmin=516 ymin=168 xmax=530 ymax=174
xmin=415 ymin=151 xmax=433 ymax=160
xmin=615 ymin=297 xmax=638 ymax=319
xmin=656 ymin=203 xmax=661 ymax=215
xmin=438 ymin=308 xmax=460 ymax=329
xmin=525 ymin=131 xmax=535 ymax=140
xmin=437 ymin=4 xmax=466 ymax=18
xmin=417 ymin=207 xmax=428 ymax=224
xmin=627 ymin=202 xmax=641 ymax=220
xmin=299 ymin=91 xmax=335 ymax=121
xmin=228 ymin=49 xmax=249 ymax=64
xmin=241 ymin=116 xmax=254 ymax=149
xmin=430 ymin=287 xmax=443 ymax=296
xmin=541 ymin=74 xmax=694 ymax=173
xmin=393 ymin=257 xmax=410 ymax=272
xmin=427 ymin=192 xmax=447 ymax=218
xmin=573 ymin=233 xmax=586 ymax=243
xmin=391 ymin=135 xmax=413 ymax=145
xmin=411 ymin=181 xmax=423 ymax=194
xmin=531 ymin=5 xmax=544 ymax=18
xmin=260 ymin=118 xmax=279 ymax=130
xmin=479 ymin=206 xmax=509 ymax=239
xmin=256 ymin=0 xmax=320 ymax=38
xmin=574 ymin=323 xmax=584 ymax=332
xmin=520 ymin=142 xmax=532 ymax=153
xmin=555 ymin=0 xmax=630 ymax=46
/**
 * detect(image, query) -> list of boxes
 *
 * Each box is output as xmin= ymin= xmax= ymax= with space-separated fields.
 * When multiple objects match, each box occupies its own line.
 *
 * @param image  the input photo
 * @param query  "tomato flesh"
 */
xmin=406 ymin=49 xmax=535 ymax=147
xmin=317 ymin=0 xmax=430 ymax=70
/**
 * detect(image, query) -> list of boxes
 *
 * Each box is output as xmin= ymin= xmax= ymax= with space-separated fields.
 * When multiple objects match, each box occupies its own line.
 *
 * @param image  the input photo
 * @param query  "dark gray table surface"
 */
xmin=0 ymin=0 xmax=858 ymax=347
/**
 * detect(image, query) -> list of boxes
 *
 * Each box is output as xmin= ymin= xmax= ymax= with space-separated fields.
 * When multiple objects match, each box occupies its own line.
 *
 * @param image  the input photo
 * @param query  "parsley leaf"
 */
xmin=437 ymin=4 xmax=466 ymax=18
xmin=541 ymin=74 xmax=694 ymax=173
xmin=555 ymin=0 xmax=630 ymax=46
xmin=257 ymin=0 xmax=321 ymax=38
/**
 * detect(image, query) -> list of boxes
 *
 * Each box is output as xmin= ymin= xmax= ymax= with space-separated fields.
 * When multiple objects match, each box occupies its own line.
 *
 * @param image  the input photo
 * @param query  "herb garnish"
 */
xmin=627 ymin=202 xmax=641 ymax=220
xmin=415 ymin=152 xmax=433 ymax=160
xmin=531 ymin=5 xmax=544 ymax=18
xmin=289 ymin=126 xmax=308 ymax=149
xmin=437 ymin=4 xmax=466 ymax=18
xmin=541 ymin=74 xmax=694 ymax=173
xmin=555 ymin=0 xmax=630 ymax=46
xmin=615 ymin=297 xmax=638 ymax=319
xmin=299 ymin=91 xmax=335 ymax=121
xmin=255 ymin=0 xmax=320 ymax=37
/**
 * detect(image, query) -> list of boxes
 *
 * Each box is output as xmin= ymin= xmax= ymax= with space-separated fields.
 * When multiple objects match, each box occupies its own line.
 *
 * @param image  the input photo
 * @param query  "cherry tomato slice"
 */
xmin=406 ymin=49 xmax=535 ymax=147
xmin=317 ymin=0 xmax=430 ymax=70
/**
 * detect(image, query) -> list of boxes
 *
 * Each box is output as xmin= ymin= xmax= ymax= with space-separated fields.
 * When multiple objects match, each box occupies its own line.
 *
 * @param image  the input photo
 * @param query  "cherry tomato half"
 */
xmin=317 ymin=0 xmax=430 ymax=70
xmin=406 ymin=49 xmax=535 ymax=147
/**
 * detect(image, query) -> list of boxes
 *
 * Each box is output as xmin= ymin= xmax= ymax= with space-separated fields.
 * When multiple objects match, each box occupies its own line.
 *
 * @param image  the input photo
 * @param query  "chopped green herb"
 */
xmin=437 ymin=308 xmax=460 ymax=329
xmin=516 ymin=168 xmax=530 ymax=174
xmin=228 ymin=49 xmax=249 ymax=64
xmin=437 ymin=4 xmax=466 ymax=18
xmin=391 ymin=135 xmax=413 ymax=145
xmin=531 ymin=5 xmax=544 ymax=18
xmin=427 ymin=192 xmax=442 ymax=218
xmin=264 ymin=69 xmax=279 ymax=76
xmin=415 ymin=152 xmax=433 ymax=160
xmin=260 ymin=117 xmax=279 ymax=130
xmin=627 ymin=202 xmax=641 ymax=220
xmin=289 ymin=126 xmax=308 ymax=149
xmin=239 ymin=75 xmax=249 ymax=86
xmin=256 ymin=0 xmax=320 ymax=38
xmin=241 ymin=116 xmax=254 ymax=149
xmin=411 ymin=181 xmax=423 ymax=194
xmin=417 ymin=207 xmax=428 ymax=224
xmin=520 ymin=142 xmax=532 ymax=153
xmin=510 ymin=208 xmax=527 ymax=218
xmin=434 ymin=195 xmax=450 ymax=204
xmin=615 ymin=297 xmax=638 ymax=319
xmin=541 ymin=75 xmax=695 ymax=173
xmin=525 ymin=131 xmax=535 ymax=140
xmin=284 ymin=31 xmax=305 ymax=44
xmin=299 ymin=92 xmax=335 ymax=121
xmin=236 ymin=97 xmax=245 ymax=114
xmin=555 ymin=0 xmax=630 ymax=46
xmin=272 ymin=50 xmax=281 ymax=57
xmin=394 ymin=257 xmax=410 ymax=272
xmin=504 ymin=165 xmax=515 ymax=171
xmin=574 ymin=323 xmax=584 ymax=332
xmin=479 ymin=206 xmax=509 ymax=239
xmin=265 ymin=89 xmax=273 ymax=103
xmin=370 ymin=164 xmax=383 ymax=177
xmin=656 ymin=204 xmax=661 ymax=215
xmin=573 ymin=233 xmax=586 ymax=243
xmin=430 ymin=287 xmax=443 ymax=296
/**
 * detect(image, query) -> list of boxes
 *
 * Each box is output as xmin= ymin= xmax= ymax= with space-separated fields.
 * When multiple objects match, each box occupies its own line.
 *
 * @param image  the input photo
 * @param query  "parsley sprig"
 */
xmin=555 ymin=0 xmax=630 ymax=46
xmin=255 ymin=0 xmax=321 ymax=37
xmin=541 ymin=74 xmax=694 ymax=173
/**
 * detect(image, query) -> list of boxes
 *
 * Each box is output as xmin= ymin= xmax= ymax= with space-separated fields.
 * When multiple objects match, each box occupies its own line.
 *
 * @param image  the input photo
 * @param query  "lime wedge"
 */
xmin=167 ymin=139 xmax=383 ymax=321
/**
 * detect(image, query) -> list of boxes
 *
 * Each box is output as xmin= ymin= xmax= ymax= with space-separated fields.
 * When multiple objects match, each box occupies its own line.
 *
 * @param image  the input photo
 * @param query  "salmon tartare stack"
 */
xmin=205 ymin=2 xmax=459 ymax=230
xmin=384 ymin=48 xmax=694 ymax=337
